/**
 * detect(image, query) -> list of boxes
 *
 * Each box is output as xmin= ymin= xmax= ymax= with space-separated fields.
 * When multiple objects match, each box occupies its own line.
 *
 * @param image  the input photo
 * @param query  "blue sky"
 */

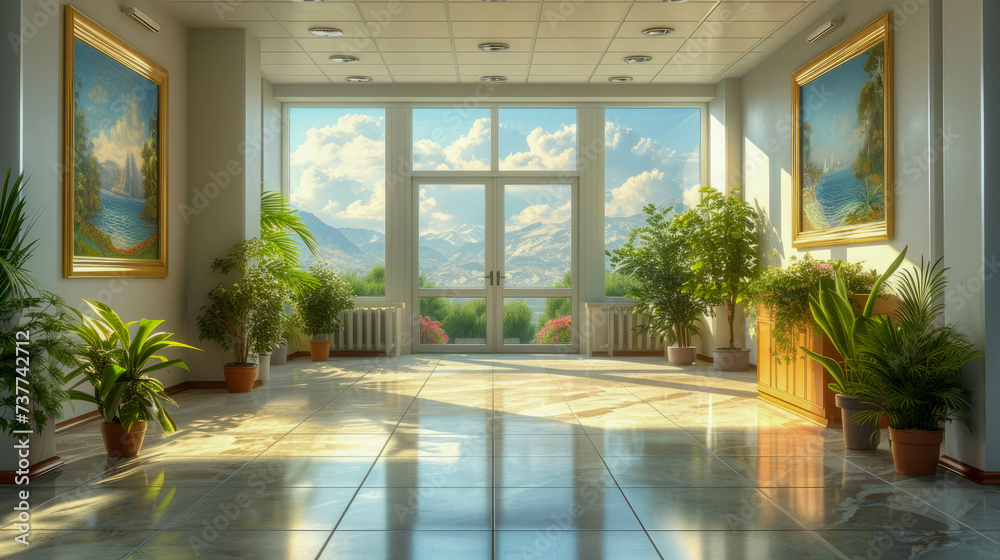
xmin=800 ymin=52 xmax=871 ymax=167
xmin=75 ymin=38 xmax=158 ymax=168
xmin=289 ymin=107 xmax=702 ymax=235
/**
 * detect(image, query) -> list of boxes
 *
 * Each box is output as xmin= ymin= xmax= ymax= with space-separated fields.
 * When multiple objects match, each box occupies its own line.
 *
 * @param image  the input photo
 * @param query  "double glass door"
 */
xmin=413 ymin=178 xmax=577 ymax=353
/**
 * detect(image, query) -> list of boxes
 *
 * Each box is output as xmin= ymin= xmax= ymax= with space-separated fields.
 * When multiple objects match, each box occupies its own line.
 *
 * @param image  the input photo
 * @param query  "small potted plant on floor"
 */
xmin=609 ymin=204 xmax=710 ymax=366
xmin=197 ymin=239 xmax=292 ymax=392
xmin=250 ymin=285 xmax=287 ymax=384
xmin=673 ymin=186 xmax=762 ymax=371
xmin=295 ymin=261 xmax=354 ymax=362
xmin=66 ymin=301 xmax=197 ymax=457
xmin=803 ymin=249 xmax=906 ymax=450
xmin=850 ymin=258 xmax=979 ymax=475
xmin=270 ymin=312 xmax=301 ymax=365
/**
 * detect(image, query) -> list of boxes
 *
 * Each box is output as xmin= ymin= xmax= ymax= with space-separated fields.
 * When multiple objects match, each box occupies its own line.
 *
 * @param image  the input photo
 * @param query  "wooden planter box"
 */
xmin=756 ymin=296 xmax=896 ymax=428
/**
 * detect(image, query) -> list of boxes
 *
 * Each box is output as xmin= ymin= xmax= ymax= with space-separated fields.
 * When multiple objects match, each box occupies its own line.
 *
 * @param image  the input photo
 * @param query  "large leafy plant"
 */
xmin=673 ymin=186 xmax=762 ymax=349
xmin=295 ymin=261 xmax=354 ymax=338
xmin=851 ymin=259 xmax=979 ymax=431
xmin=803 ymin=249 xmax=906 ymax=395
xmin=0 ymin=169 xmax=39 ymax=304
xmin=259 ymin=190 xmax=319 ymax=296
xmin=749 ymin=254 xmax=880 ymax=359
xmin=65 ymin=301 xmax=197 ymax=432
xmin=609 ymin=204 xmax=710 ymax=348
xmin=197 ymin=239 xmax=293 ymax=366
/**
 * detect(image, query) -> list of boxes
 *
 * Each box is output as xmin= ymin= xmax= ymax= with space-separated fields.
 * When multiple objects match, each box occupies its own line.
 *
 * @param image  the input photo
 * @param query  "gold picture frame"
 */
xmin=64 ymin=6 xmax=168 ymax=277
xmin=792 ymin=13 xmax=893 ymax=248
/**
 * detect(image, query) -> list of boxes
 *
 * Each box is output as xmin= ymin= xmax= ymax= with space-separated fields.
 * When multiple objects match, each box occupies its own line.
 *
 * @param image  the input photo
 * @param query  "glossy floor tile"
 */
xmin=5 ymin=355 xmax=997 ymax=559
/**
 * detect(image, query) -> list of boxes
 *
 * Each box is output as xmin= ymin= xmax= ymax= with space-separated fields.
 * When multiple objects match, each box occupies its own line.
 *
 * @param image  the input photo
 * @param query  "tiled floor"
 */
xmin=3 ymin=354 xmax=999 ymax=559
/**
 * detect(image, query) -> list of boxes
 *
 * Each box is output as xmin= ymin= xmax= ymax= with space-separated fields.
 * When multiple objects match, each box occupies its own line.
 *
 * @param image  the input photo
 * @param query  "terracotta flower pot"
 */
xmin=889 ymin=428 xmax=944 ymax=476
xmin=309 ymin=340 xmax=331 ymax=362
xmin=835 ymin=394 xmax=881 ymax=450
xmin=223 ymin=364 xmax=258 ymax=393
xmin=100 ymin=421 xmax=147 ymax=458
xmin=666 ymin=346 xmax=698 ymax=366
xmin=713 ymin=348 xmax=751 ymax=371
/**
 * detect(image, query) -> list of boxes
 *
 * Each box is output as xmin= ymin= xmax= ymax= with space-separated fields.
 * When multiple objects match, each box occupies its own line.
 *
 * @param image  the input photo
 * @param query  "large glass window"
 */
xmin=288 ymin=107 xmax=387 ymax=297
xmin=604 ymin=108 xmax=702 ymax=297
xmin=499 ymin=108 xmax=577 ymax=171
xmin=412 ymin=108 xmax=491 ymax=171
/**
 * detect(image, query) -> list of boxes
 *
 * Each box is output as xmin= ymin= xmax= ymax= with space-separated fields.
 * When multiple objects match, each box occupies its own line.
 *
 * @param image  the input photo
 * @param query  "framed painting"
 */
xmin=792 ymin=13 xmax=893 ymax=248
xmin=64 ymin=6 xmax=168 ymax=277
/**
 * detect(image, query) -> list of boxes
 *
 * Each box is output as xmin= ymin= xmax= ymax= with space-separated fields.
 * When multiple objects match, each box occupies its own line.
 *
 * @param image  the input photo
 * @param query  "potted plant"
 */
xmin=850 ymin=259 xmax=979 ymax=475
xmin=197 ymin=239 xmax=291 ymax=392
xmin=673 ymin=186 xmax=762 ymax=371
xmin=271 ymin=312 xmax=300 ymax=365
xmin=609 ymin=204 xmax=710 ymax=366
xmin=803 ymin=249 xmax=906 ymax=450
xmin=295 ymin=262 xmax=354 ymax=362
xmin=250 ymin=284 xmax=286 ymax=384
xmin=260 ymin=190 xmax=319 ymax=297
xmin=65 ymin=301 xmax=197 ymax=457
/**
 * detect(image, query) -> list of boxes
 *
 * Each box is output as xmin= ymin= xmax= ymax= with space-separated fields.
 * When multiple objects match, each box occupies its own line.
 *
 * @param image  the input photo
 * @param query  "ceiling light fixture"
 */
xmin=345 ymin=76 xmax=373 ymax=82
xmin=309 ymin=27 xmax=343 ymax=37
xmin=478 ymin=42 xmax=510 ymax=51
xmin=806 ymin=19 xmax=844 ymax=43
xmin=608 ymin=76 xmax=633 ymax=83
xmin=623 ymin=55 xmax=653 ymax=63
xmin=642 ymin=27 xmax=674 ymax=37
xmin=121 ymin=7 xmax=159 ymax=33
xmin=479 ymin=75 xmax=507 ymax=82
xmin=329 ymin=54 xmax=359 ymax=63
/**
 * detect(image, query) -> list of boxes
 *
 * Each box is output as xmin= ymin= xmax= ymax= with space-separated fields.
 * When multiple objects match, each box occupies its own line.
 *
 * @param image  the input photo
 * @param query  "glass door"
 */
xmin=413 ymin=179 xmax=576 ymax=353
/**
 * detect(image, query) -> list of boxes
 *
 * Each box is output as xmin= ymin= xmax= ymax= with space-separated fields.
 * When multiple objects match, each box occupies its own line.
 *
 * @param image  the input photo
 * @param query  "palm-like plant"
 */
xmin=851 ymin=259 xmax=979 ymax=431
xmin=0 ymin=169 xmax=40 ymax=306
xmin=65 ymin=300 xmax=198 ymax=432
xmin=260 ymin=190 xmax=319 ymax=296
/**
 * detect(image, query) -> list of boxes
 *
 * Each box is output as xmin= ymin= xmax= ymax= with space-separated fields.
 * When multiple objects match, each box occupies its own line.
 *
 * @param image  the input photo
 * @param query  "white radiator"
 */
xmin=330 ymin=303 xmax=405 ymax=356
xmin=585 ymin=303 xmax=664 ymax=356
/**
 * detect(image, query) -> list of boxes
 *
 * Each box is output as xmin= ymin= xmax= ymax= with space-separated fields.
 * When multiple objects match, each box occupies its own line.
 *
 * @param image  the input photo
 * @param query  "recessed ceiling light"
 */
xmin=608 ymin=76 xmax=633 ymax=83
xmin=479 ymin=75 xmax=507 ymax=82
xmin=623 ymin=55 xmax=653 ymax=63
xmin=345 ymin=76 xmax=373 ymax=82
xmin=329 ymin=54 xmax=359 ymax=63
xmin=309 ymin=27 xmax=343 ymax=37
xmin=478 ymin=42 xmax=510 ymax=51
xmin=642 ymin=27 xmax=674 ymax=37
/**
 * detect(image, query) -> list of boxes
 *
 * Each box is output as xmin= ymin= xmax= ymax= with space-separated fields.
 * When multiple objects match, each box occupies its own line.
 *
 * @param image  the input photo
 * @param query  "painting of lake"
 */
xmin=71 ymin=37 xmax=160 ymax=260
xmin=799 ymin=43 xmax=886 ymax=232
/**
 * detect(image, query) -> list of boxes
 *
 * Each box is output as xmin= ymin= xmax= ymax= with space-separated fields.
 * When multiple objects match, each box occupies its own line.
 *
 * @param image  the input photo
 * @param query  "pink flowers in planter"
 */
xmin=536 ymin=316 xmax=572 ymax=344
xmin=419 ymin=315 xmax=448 ymax=345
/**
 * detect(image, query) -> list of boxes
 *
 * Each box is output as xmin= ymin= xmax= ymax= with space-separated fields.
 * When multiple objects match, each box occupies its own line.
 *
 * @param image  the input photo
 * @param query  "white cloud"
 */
xmin=605 ymin=121 xmax=624 ymax=150
xmin=682 ymin=184 xmax=703 ymax=208
xmin=413 ymin=117 xmax=490 ymax=171
xmin=90 ymin=96 xmax=147 ymax=166
xmin=432 ymin=212 xmax=453 ymax=221
xmin=338 ymin=178 xmax=385 ymax=221
xmin=509 ymin=201 xmax=571 ymax=227
xmin=605 ymin=169 xmax=665 ymax=217
xmin=419 ymin=189 xmax=437 ymax=214
xmin=500 ymin=124 xmax=577 ymax=170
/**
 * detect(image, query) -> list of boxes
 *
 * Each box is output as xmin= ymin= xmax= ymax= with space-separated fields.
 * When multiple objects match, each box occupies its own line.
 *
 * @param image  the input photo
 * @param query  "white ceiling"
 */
xmin=164 ymin=0 xmax=840 ymax=85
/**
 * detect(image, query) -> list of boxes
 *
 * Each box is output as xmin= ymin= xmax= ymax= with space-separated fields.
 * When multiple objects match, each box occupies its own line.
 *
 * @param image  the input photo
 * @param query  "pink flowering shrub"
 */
xmin=536 ymin=316 xmax=572 ymax=344
xmin=419 ymin=315 xmax=449 ymax=345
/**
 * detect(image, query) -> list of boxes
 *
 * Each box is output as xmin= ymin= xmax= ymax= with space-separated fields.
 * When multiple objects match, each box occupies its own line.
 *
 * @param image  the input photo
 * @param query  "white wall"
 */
xmin=20 ymin=0 xmax=190 ymax=421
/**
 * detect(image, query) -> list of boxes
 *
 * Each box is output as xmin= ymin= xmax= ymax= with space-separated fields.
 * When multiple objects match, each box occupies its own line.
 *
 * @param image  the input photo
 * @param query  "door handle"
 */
xmin=485 ymin=270 xmax=494 ymax=286
xmin=496 ymin=271 xmax=506 ymax=285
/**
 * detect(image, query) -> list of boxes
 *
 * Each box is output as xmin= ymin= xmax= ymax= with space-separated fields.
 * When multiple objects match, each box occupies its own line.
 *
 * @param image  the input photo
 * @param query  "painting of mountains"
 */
xmin=67 ymin=29 xmax=163 ymax=265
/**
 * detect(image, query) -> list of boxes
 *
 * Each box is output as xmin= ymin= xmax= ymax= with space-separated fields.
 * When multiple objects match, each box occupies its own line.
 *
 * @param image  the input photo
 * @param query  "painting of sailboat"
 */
xmin=793 ymin=13 xmax=893 ymax=247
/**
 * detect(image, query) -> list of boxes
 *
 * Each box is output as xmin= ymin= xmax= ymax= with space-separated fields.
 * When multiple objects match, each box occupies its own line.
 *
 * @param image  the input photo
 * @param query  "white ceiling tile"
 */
xmin=242 ymin=22 xmax=288 ymax=38
xmin=625 ymin=3 xmax=715 ymax=23
xmin=261 ymin=51 xmax=313 ymax=65
xmin=595 ymin=63 xmax=663 ymax=76
xmin=360 ymin=3 xmax=447 ymax=21
xmin=606 ymin=38 xmax=685 ymax=52
xmin=692 ymin=21 xmax=780 ymax=38
xmin=448 ymin=3 xmax=539 ymax=21
xmin=537 ymin=21 xmax=621 ymax=38
xmin=658 ymin=64 xmax=729 ymax=76
xmin=527 ymin=75 xmax=593 ymax=83
xmin=650 ymin=75 xmax=718 ymax=84
xmin=262 ymin=3 xmax=363 ymax=22
xmin=297 ymin=37 xmax=376 ymax=53
xmin=543 ymin=3 xmax=630 ymax=22
xmin=531 ymin=52 xmax=603 ymax=65
xmin=280 ymin=21 xmax=369 ymax=39
xmin=259 ymin=38 xmax=302 ymax=52
xmin=590 ymin=75 xmax=654 ymax=84
xmin=307 ymin=52 xmax=382 ymax=65
xmin=616 ymin=22 xmax=699 ymax=39
xmin=456 ymin=52 xmax=532 ymax=64
xmin=534 ymin=38 xmax=613 ymax=52
xmin=528 ymin=64 xmax=597 ymax=76
xmin=395 ymin=75 xmax=459 ymax=83
xmin=389 ymin=64 xmax=458 ymax=76
xmin=381 ymin=52 xmax=456 ymax=65
xmin=218 ymin=4 xmax=273 ymax=22
xmin=708 ymin=2 xmax=805 ymax=22
xmin=454 ymin=38 xmax=533 ymax=52
xmin=367 ymin=21 xmax=451 ymax=38
xmin=667 ymin=51 xmax=741 ymax=65
xmin=376 ymin=38 xmax=453 ymax=51
xmin=264 ymin=75 xmax=331 ymax=85
xmin=458 ymin=64 xmax=528 ymax=75
xmin=261 ymin=64 xmax=323 ymax=76
xmin=451 ymin=22 xmax=538 ymax=38
xmin=679 ymin=37 xmax=760 ymax=52
xmin=460 ymin=75 xmax=528 ymax=83
xmin=333 ymin=76 xmax=393 ymax=83
xmin=319 ymin=64 xmax=392 ymax=77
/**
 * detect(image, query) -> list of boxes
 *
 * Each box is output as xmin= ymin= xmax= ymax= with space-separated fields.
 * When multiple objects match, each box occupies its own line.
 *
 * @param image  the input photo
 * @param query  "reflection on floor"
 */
xmin=2 ymin=355 xmax=999 ymax=559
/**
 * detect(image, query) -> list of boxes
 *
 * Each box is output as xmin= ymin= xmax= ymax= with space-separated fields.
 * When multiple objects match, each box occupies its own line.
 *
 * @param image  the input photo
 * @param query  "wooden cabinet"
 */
xmin=756 ymin=297 xmax=896 ymax=428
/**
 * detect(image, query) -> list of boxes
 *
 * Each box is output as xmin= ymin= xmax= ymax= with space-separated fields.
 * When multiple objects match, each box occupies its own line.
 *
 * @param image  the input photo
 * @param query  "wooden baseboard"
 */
xmin=0 ymin=456 xmax=64 ymax=484
xmin=939 ymin=455 xmax=1000 ymax=484
xmin=697 ymin=353 xmax=759 ymax=371
xmin=288 ymin=350 xmax=387 ymax=360
xmin=758 ymin=390 xmax=841 ymax=428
